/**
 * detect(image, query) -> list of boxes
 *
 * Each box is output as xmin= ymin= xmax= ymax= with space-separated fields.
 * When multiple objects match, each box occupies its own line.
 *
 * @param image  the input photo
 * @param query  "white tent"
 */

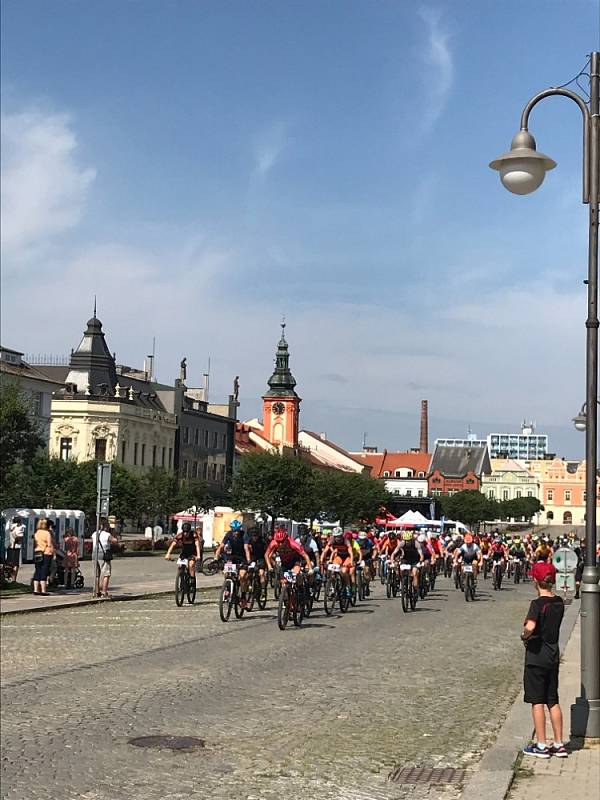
xmin=389 ymin=510 xmax=429 ymax=525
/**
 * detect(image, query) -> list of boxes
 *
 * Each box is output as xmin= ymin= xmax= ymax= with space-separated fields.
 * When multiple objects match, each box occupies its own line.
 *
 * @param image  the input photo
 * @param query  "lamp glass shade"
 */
xmin=500 ymin=157 xmax=546 ymax=195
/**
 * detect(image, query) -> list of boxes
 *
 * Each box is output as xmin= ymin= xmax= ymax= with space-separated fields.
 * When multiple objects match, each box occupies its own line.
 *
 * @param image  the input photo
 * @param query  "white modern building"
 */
xmin=487 ymin=422 xmax=548 ymax=460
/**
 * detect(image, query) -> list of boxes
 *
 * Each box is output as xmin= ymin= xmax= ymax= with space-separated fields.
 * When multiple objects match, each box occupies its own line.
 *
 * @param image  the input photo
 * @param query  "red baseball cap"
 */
xmin=532 ymin=562 xmax=557 ymax=584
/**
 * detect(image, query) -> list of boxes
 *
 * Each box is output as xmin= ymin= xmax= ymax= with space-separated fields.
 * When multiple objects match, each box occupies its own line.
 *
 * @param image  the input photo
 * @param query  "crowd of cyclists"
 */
xmin=165 ymin=518 xmax=586 ymax=627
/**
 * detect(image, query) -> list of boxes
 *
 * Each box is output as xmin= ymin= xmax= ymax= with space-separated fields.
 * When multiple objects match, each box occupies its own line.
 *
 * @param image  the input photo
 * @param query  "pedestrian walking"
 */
xmin=32 ymin=520 xmax=55 ymax=596
xmin=91 ymin=522 xmax=118 ymax=598
xmin=521 ymin=560 xmax=568 ymax=759
xmin=63 ymin=528 xmax=80 ymax=590
xmin=6 ymin=516 xmax=25 ymax=582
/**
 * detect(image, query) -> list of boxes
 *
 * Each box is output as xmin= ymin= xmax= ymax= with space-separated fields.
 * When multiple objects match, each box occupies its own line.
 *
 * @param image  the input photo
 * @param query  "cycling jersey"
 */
xmin=329 ymin=538 xmax=351 ymax=559
xmin=399 ymin=541 xmax=420 ymax=565
xmin=430 ymin=539 xmax=442 ymax=556
xmin=266 ymin=536 xmax=306 ymax=569
xmin=510 ymin=546 xmax=527 ymax=560
xmin=244 ymin=533 xmax=267 ymax=561
xmin=175 ymin=532 xmax=200 ymax=559
xmin=460 ymin=543 xmax=480 ymax=563
xmin=491 ymin=543 xmax=505 ymax=561
xmin=221 ymin=531 xmax=247 ymax=562
xmin=359 ymin=539 xmax=375 ymax=561
xmin=299 ymin=536 xmax=319 ymax=564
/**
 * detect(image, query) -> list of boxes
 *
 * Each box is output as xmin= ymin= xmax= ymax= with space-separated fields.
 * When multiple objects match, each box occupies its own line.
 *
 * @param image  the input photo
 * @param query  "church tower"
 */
xmin=262 ymin=322 xmax=301 ymax=449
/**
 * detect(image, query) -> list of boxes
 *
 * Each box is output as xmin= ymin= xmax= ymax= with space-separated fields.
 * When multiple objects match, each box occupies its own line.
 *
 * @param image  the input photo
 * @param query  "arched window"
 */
xmin=383 ymin=471 xmax=390 ymax=478
xmin=395 ymin=470 xmax=401 ymax=477
xmin=418 ymin=471 xmax=425 ymax=478
xmin=546 ymin=511 xmax=554 ymax=521
xmin=563 ymin=511 xmax=572 ymax=525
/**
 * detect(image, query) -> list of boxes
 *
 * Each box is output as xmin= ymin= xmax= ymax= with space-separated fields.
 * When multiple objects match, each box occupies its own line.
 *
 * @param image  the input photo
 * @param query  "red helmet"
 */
xmin=274 ymin=527 xmax=288 ymax=544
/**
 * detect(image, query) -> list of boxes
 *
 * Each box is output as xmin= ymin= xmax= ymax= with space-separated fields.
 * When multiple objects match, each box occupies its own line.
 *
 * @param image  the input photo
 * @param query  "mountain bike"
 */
xmin=492 ymin=560 xmax=504 ymax=590
xmin=324 ymin=563 xmax=349 ymax=615
xmin=385 ymin=560 xmax=400 ymax=598
xmin=378 ymin=555 xmax=388 ymax=584
xmin=219 ymin=561 xmax=244 ymax=621
xmin=400 ymin=563 xmax=418 ymax=612
xmin=463 ymin=563 xmax=476 ymax=602
xmin=482 ymin=554 xmax=492 ymax=580
xmin=513 ymin=559 xmax=523 ymax=584
xmin=175 ymin=558 xmax=196 ymax=606
xmin=245 ymin=561 xmax=268 ymax=612
xmin=277 ymin=570 xmax=305 ymax=630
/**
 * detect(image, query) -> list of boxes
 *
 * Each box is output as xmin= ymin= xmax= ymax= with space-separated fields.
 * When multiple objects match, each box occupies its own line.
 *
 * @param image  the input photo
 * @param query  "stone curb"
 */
xmin=0 ymin=583 xmax=221 ymax=616
xmin=460 ymin=599 xmax=580 ymax=800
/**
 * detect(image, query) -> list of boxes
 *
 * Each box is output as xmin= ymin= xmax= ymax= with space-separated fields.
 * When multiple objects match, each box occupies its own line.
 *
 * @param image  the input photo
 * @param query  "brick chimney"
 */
xmin=419 ymin=400 xmax=429 ymax=453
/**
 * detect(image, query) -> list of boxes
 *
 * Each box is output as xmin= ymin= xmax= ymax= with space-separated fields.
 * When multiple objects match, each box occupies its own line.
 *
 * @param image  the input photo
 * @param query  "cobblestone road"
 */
xmin=1 ymin=574 xmax=534 ymax=800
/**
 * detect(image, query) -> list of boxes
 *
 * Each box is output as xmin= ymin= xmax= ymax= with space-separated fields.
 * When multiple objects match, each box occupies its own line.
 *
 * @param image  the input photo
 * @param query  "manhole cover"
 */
xmin=388 ymin=767 xmax=465 ymax=785
xmin=128 ymin=735 xmax=205 ymax=751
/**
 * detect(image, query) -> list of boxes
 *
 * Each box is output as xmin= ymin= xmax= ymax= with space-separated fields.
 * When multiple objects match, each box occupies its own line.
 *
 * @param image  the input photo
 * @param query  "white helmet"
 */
xmin=358 ymin=531 xmax=368 ymax=540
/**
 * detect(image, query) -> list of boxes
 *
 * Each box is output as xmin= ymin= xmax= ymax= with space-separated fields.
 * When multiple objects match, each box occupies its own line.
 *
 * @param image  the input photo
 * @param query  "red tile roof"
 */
xmin=351 ymin=451 xmax=432 ymax=477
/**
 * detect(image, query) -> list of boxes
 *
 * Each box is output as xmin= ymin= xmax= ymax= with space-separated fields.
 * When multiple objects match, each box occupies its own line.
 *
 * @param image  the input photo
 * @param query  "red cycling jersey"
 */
xmin=266 ymin=536 xmax=305 ymax=564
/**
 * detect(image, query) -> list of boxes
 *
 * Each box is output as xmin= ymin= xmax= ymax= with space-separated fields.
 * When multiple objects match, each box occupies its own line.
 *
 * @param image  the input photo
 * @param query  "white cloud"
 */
xmin=253 ymin=121 xmax=288 ymax=177
xmin=0 ymin=109 xmax=96 ymax=265
xmin=418 ymin=7 xmax=454 ymax=133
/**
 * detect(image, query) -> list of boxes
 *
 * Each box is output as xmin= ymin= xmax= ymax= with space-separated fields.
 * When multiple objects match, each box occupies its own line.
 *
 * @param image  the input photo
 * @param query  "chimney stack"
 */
xmin=419 ymin=400 xmax=429 ymax=453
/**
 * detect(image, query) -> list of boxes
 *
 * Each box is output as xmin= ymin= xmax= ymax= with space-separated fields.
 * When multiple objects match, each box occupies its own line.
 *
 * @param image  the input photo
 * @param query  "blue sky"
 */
xmin=2 ymin=0 xmax=599 ymax=457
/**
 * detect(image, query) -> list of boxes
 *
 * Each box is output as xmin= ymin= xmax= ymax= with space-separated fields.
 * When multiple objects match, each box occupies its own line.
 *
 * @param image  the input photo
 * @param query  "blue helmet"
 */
xmin=230 ymin=519 xmax=242 ymax=531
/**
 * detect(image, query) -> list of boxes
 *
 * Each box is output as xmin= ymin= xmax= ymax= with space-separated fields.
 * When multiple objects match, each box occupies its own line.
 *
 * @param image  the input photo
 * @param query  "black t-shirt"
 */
xmin=244 ymin=533 xmax=267 ymax=560
xmin=525 ymin=595 xmax=564 ymax=667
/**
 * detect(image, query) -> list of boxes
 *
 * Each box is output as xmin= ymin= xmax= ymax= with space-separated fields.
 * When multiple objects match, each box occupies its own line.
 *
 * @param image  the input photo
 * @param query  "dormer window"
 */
xmin=383 ymin=471 xmax=390 ymax=477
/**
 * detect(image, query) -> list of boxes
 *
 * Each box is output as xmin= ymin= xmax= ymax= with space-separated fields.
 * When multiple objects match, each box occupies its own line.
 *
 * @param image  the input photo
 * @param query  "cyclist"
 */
xmin=215 ymin=520 xmax=250 ymax=602
xmin=265 ymin=527 xmax=313 ymax=587
xmin=297 ymin=524 xmax=321 ymax=586
xmin=534 ymin=538 xmax=552 ymax=563
xmin=320 ymin=527 xmax=355 ymax=598
xmin=509 ymin=536 xmax=528 ymax=576
xmin=244 ymin=527 xmax=268 ymax=590
xmin=394 ymin=530 xmax=422 ymax=592
xmin=456 ymin=533 xmax=483 ymax=583
xmin=357 ymin=531 xmax=376 ymax=595
xmin=491 ymin=534 xmax=508 ymax=574
xmin=165 ymin=522 xmax=202 ymax=578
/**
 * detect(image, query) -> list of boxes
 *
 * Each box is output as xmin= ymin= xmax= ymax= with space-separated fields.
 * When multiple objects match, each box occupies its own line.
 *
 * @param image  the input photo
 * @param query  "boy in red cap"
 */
xmin=521 ymin=561 xmax=567 ymax=758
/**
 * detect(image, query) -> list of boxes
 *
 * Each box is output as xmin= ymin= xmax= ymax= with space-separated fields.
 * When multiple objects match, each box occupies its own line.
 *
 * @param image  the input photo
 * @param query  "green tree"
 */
xmin=320 ymin=470 xmax=389 ymax=528
xmin=231 ymin=452 xmax=313 ymax=527
xmin=0 ymin=381 xmax=44 ymax=479
xmin=441 ymin=490 xmax=490 ymax=531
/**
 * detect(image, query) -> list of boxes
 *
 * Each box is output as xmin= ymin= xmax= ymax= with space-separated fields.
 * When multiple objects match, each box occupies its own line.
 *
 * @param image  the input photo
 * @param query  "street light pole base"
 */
xmin=571 ymin=697 xmax=600 ymax=739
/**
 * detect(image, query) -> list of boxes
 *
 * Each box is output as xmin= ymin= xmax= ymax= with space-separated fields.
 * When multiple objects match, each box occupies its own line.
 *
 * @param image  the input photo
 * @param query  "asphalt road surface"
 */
xmin=1 ymin=571 xmax=536 ymax=800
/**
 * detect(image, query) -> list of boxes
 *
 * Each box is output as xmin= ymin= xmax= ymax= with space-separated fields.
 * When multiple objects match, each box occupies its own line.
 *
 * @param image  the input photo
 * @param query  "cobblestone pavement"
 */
xmin=1 ymin=574 xmax=535 ymax=800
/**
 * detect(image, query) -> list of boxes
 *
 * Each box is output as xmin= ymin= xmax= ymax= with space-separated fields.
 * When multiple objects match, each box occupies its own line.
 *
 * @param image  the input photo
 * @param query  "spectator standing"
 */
xmin=91 ymin=522 xmax=118 ymax=598
xmin=32 ymin=520 xmax=55 ymax=596
xmin=63 ymin=528 xmax=80 ymax=590
xmin=6 ymin=516 xmax=25 ymax=582
xmin=521 ymin=561 xmax=567 ymax=759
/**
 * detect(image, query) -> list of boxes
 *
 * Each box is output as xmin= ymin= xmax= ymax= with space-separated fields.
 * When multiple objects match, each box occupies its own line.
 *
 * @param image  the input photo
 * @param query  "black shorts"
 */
xmin=5 ymin=548 xmax=20 ymax=566
xmin=524 ymin=663 xmax=559 ymax=705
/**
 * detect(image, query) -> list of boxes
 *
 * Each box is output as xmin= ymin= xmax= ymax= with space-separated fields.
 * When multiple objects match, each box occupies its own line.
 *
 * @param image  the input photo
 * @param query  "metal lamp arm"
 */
xmin=520 ymin=87 xmax=591 ymax=203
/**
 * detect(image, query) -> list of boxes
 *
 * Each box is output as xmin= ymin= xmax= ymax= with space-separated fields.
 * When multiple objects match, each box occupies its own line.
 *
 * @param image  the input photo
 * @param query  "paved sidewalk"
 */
xmin=0 ymin=571 xmax=222 ymax=614
xmin=506 ymin=618 xmax=600 ymax=800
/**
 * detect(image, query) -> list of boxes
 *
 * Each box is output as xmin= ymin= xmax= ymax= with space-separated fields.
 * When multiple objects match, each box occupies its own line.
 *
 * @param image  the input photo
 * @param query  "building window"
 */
xmin=192 ymin=461 xmax=198 ymax=478
xmin=503 ymin=490 xmax=509 ymax=500
xmin=168 ymin=447 xmax=173 ymax=468
xmin=183 ymin=460 xmax=188 ymax=478
xmin=488 ymin=490 xmax=495 ymax=499
xmin=417 ymin=490 xmax=423 ymax=497
xmin=222 ymin=433 xmax=227 ymax=449
xmin=195 ymin=428 xmax=200 ymax=446
xmin=161 ymin=447 xmax=166 ymax=467
xmin=516 ymin=490 xmax=522 ymax=498
xmin=121 ymin=440 xmax=127 ymax=463
xmin=418 ymin=471 xmax=425 ymax=478
xmin=59 ymin=437 xmax=73 ymax=461
xmin=406 ymin=489 xmax=412 ymax=497
xmin=220 ymin=463 xmax=226 ymax=480
xmin=94 ymin=438 xmax=107 ymax=461
xmin=547 ymin=489 xmax=553 ymax=501
xmin=565 ymin=489 xmax=571 ymax=502
xmin=183 ymin=427 xmax=189 ymax=444
xmin=141 ymin=443 xmax=146 ymax=466
xmin=212 ymin=431 xmax=218 ymax=448
xmin=202 ymin=461 xmax=208 ymax=479
xmin=203 ymin=430 xmax=209 ymax=447
xmin=431 ymin=489 xmax=441 ymax=497
xmin=527 ymin=490 xmax=533 ymax=497
xmin=448 ymin=490 xmax=457 ymax=496
xmin=152 ymin=445 xmax=157 ymax=467
xmin=212 ymin=462 xmax=218 ymax=479
xmin=134 ymin=443 xmax=138 ymax=465
xmin=383 ymin=471 xmax=390 ymax=478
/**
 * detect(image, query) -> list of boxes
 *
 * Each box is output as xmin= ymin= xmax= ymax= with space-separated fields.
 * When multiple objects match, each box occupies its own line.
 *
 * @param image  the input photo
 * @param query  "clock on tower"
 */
xmin=262 ymin=322 xmax=301 ymax=449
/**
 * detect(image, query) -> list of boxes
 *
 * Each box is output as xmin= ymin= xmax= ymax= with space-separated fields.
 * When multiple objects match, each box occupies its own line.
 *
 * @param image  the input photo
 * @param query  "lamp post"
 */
xmin=490 ymin=52 xmax=600 ymax=740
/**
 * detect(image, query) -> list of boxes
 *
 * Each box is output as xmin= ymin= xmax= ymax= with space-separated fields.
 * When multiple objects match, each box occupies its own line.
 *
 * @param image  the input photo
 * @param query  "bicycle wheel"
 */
xmin=175 ymin=569 xmax=185 ymax=607
xmin=339 ymin=583 xmax=350 ymax=613
xmin=350 ymin=581 xmax=357 ymax=607
xmin=401 ymin=575 xmax=409 ymax=613
xmin=234 ymin=586 xmax=245 ymax=618
xmin=201 ymin=557 xmax=220 ymax=576
xmin=464 ymin=574 xmax=471 ymax=602
xmin=258 ymin=581 xmax=268 ymax=610
xmin=187 ymin=574 xmax=197 ymax=604
xmin=429 ymin=568 xmax=436 ymax=592
xmin=380 ymin=560 xmax=386 ymax=585
xmin=514 ymin=564 xmax=520 ymax=584
xmin=324 ymin=576 xmax=337 ymax=616
xmin=386 ymin=570 xmax=393 ymax=599
xmin=273 ymin=570 xmax=282 ymax=600
xmin=219 ymin=578 xmax=234 ymax=622
xmin=292 ymin=587 xmax=304 ymax=627
xmin=470 ymin=579 xmax=476 ymax=601
xmin=304 ymin=583 xmax=314 ymax=617
xmin=409 ymin=581 xmax=418 ymax=610
xmin=278 ymin=586 xmax=290 ymax=630
xmin=356 ymin=571 xmax=363 ymax=602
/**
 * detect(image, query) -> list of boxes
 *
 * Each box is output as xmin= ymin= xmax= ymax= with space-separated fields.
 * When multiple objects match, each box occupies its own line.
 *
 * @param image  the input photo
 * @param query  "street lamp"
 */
xmin=490 ymin=52 xmax=600 ymax=741
xmin=572 ymin=400 xmax=600 ymax=431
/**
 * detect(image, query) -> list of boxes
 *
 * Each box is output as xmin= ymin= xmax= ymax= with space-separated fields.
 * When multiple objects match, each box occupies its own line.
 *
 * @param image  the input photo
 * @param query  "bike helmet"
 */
xmin=182 ymin=522 xmax=192 ymax=533
xmin=417 ymin=533 xmax=426 ymax=543
xmin=494 ymin=535 xmax=502 ymax=543
xmin=358 ymin=531 xmax=368 ymax=540
xmin=230 ymin=519 xmax=242 ymax=531
xmin=274 ymin=527 xmax=288 ymax=543
xmin=332 ymin=526 xmax=343 ymax=536
xmin=388 ymin=530 xmax=398 ymax=539
xmin=402 ymin=531 xmax=413 ymax=541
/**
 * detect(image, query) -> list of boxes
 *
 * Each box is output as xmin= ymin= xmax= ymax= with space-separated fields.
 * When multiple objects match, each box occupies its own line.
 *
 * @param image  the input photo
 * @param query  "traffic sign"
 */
xmin=100 ymin=497 xmax=110 ymax=517
xmin=556 ymin=573 xmax=575 ymax=593
xmin=97 ymin=462 xmax=112 ymax=495
xmin=552 ymin=547 xmax=578 ymax=573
